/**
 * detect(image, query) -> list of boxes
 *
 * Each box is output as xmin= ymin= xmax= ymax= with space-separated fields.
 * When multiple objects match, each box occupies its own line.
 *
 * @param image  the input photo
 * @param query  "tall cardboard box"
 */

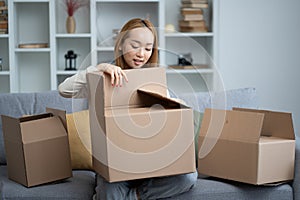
xmin=1 ymin=108 xmax=72 ymax=187
xmin=198 ymin=108 xmax=295 ymax=185
xmin=87 ymin=68 xmax=196 ymax=182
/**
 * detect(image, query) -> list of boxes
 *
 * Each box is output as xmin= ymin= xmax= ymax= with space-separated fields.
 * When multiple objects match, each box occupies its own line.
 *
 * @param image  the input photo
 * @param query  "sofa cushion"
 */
xmin=66 ymin=110 xmax=93 ymax=170
xmin=0 ymin=165 xmax=96 ymax=200
xmin=175 ymin=87 xmax=258 ymax=113
xmin=164 ymin=178 xmax=293 ymax=200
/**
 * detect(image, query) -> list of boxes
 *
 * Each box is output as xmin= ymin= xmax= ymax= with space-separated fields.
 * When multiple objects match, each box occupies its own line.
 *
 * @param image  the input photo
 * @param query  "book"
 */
xmin=181 ymin=3 xmax=209 ymax=8
xmin=0 ymin=20 xmax=7 ymax=24
xmin=0 ymin=1 xmax=5 ymax=7
xmin=181 ymin=8 xmax=203 ymax=15
xmin=180 ymin=26 xmax=208 ymax=32
xmin=179 ymin=20 xmax=206 ymax=27
xmin=0 ymin=28 xmax=7 ymax=34
xmin=0 ymin=6 xmax=7 ymax=11
xmin=181 ymin=14 xmax=204 ymax=21
xmin=0 ymin=22 xmax=7 ymax=29
xmin=182 ymin=0 xmax=208 ymax=3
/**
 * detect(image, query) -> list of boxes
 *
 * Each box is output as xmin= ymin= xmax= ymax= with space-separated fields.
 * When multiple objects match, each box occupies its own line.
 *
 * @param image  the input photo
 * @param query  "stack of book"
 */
xmin=179 ymin=0 xmax=208 ymax=33
xmin=0 ymin=1 xmax=8 ymax=34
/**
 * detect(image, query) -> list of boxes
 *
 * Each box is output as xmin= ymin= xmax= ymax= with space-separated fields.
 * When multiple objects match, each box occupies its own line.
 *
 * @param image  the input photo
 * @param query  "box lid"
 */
xmin=200 ymin=108 xmax=265 ymax=143
xmin=20 ymin=116 xmax=67 ymax=143
xmin=137 ymin=88 xmax=189 ymax=109
xmin=87 ymin=68 xmax=167 ymax=109
xmin=2 ymin=108 xmax=68 ymax=143
xmin=233 ymin=108 xmax=295 ymax=140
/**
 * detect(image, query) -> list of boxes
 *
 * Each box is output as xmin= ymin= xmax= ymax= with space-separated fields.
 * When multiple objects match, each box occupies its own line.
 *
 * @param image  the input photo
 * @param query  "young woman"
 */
xmin=59 ymin=18 xmax=197 ymax=200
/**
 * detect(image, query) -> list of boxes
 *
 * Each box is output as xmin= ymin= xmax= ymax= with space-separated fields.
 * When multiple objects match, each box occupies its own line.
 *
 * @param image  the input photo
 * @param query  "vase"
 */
xmin=66 ymin=16 xmax=76 ymax=33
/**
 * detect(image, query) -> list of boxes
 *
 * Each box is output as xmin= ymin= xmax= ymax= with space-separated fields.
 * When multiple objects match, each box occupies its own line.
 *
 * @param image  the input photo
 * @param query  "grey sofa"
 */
xmin=0 ymin=88 xmax=299 ymax=200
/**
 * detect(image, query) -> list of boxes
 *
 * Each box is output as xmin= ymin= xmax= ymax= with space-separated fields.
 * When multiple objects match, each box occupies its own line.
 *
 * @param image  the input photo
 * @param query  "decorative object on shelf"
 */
xmin=0 ymin=1 xmax=8 ymax=34
xmin=18 ymin=43 xmax=48 ymax=48
xmin=63 ymin=0 xmax=89 ymax=33
xmin=65 ymin=50 xmax=77 ymax=70
xmin=168 ymin=52 xmax=209 ymax=69
xmin=178 ymin=53 xmax=193 ymax=66
xmin=66 ymin=15 xmax=76 ymax=34
xmin=0 ymin=57 xmax=3 ymax=71
xmin=165 ymin=24 xmax=175 ymax=33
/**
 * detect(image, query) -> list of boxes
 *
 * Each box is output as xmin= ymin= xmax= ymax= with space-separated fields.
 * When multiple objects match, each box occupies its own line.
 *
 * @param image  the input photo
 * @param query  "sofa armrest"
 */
xmin=293 ymin=134 xmax=300 ymax=200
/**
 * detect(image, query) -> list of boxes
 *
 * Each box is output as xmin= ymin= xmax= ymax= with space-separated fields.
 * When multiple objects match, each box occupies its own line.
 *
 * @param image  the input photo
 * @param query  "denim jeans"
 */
xmin=94 ymin=171 xmax=198 ymax=200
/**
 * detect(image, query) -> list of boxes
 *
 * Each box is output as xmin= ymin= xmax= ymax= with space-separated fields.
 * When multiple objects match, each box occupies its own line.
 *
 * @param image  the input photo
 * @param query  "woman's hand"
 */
xmin=96 ymin=63 xmax=128 ymax=87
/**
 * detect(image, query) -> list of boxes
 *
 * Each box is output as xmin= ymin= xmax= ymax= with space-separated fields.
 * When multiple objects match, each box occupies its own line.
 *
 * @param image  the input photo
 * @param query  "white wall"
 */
xmin=218 ymin=0 xmax=300 ymax=135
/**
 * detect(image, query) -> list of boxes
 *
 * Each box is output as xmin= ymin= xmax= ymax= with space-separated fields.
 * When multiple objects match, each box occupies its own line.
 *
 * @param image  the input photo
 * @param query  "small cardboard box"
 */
xmin=87 ymin=67 xmax=196 ymax=182
xmin=1 ymin=108 xmax=72 ymax=187
xmin=198 ymin=108 xmax=295 ymax=185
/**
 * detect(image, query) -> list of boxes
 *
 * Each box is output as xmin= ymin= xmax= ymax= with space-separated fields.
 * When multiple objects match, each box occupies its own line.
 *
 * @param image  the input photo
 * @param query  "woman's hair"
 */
xmin=114 ymin=18 xmax=159 ymax=69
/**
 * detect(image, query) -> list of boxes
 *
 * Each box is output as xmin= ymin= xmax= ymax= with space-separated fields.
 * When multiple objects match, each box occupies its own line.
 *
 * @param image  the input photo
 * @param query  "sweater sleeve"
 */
xmin=58 ymin=65 xmax=98 ymax=98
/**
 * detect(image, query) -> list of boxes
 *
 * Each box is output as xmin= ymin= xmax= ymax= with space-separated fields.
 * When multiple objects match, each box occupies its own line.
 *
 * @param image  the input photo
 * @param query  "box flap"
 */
xmin=19 ymin=113 xmax=53 ymax=123
xmin=233 ymin=108 xmax=295 ymax=140
xmin=20 ymin=116 xmax=67 ymax=143
xmin=46 ymin=108 xmax=67 ymax=131
xmin=87 ymin=68 xmax=167 ymax=109
xmin=200 ymin=108 xmax=264 ymax=143
xmin=2 ymin=115 xmax=22 ymax=142
xmin=137 ymin=88 xmax=189 ymax=109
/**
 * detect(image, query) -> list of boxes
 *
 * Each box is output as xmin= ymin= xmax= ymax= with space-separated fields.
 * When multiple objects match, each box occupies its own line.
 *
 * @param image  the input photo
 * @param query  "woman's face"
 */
xmin=121 ymin=27 xmax=154 ymax=69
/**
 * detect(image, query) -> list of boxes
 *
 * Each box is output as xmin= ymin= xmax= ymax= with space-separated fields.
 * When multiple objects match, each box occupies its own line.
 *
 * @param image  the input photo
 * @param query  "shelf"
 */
xmin=165 ymin=32 xmax=214 ymax=37
xmin=166 ymin=68 xmax=214 ymax=74
xmin=57 ymin=70 xmax=78 ymax=75
xmin=97 ymin=46 xmax=114 ymax=51
xmin=13 ymin=0 xmax=49 ymax=2
xmin=56 ymin=34 xmax=92 ymax=38
xmin=0 ymin=34 xmax=9 ymax=38
xmin=0 ymin=71 xmax=10 ymax=75
xmin=96 ymin=0 xmax=159 ymax=2
xmin=15 ymin=48 xmax=51 ymax=52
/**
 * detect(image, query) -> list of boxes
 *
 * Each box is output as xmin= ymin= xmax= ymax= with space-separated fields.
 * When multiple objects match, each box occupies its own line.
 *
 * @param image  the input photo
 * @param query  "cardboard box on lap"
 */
xmin=87 ymin=67 xmax=196 ymax=182
xmin=198 ymin=108 xmax=295 ymax=185
xmin=1 ymin=108 xmax=72 ymax=187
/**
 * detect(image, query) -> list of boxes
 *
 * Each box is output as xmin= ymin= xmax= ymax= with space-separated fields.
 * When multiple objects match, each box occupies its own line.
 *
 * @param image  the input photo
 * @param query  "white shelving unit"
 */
xmin=0 ymin=0 xmax=218 ymax=94
xmin=162 ymin=0 xmax=218 ymax=94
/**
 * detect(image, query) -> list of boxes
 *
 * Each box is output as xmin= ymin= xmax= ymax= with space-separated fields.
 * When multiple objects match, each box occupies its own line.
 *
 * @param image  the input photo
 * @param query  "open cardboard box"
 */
xmin=87 ymin=67 xmax=196 ymax=182
xmin=1 ymin=108 xmax=72 ymax=187
xmin=198 ymin=108 xmax=295 ymax=185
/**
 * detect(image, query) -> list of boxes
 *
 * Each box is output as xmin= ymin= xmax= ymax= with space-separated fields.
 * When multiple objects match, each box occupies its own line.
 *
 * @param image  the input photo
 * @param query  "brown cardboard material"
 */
xmin=1 ymin=108 xmax=72 ymax=187
xmin=87 ymin=67 xmax=196 ymax=182
xmin=198 ymin=108 xmax=295 ymax=185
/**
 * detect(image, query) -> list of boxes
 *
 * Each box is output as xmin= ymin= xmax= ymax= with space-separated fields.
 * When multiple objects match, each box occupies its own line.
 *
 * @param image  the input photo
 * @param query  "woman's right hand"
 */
xmin=96 ymin=63 xmax=128 ymax=87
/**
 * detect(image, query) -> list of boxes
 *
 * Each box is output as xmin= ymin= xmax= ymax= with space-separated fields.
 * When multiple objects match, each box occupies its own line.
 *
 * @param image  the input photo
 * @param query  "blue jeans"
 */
xmin=94 ymin=171 xmax=198 ymax=200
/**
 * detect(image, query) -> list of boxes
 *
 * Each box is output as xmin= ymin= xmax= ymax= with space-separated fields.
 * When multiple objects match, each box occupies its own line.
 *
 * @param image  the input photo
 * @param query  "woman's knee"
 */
xmin=179 ymin=171 xmax=198 ymax=189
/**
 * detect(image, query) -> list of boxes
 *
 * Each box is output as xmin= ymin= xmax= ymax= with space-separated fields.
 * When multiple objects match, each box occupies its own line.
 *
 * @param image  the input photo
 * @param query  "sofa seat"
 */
xmin=168 ymin=177 xmax=293 ymax=200
xmin=0 ymin=166 xmax=96 ymax=200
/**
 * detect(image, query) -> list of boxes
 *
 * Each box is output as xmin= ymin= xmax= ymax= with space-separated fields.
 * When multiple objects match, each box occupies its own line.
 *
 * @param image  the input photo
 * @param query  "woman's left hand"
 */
xmin=96 ymin=63 xmax=128 ymax=87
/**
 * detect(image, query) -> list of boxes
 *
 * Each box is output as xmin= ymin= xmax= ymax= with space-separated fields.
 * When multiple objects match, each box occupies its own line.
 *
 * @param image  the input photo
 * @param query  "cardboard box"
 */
xmin=1 ymin=108 xmax=72 ymax=187
xmin=87 ymin=67 xmax=196 ymax=182
xmin=198 ymin=108 xmax=295 ymax=185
